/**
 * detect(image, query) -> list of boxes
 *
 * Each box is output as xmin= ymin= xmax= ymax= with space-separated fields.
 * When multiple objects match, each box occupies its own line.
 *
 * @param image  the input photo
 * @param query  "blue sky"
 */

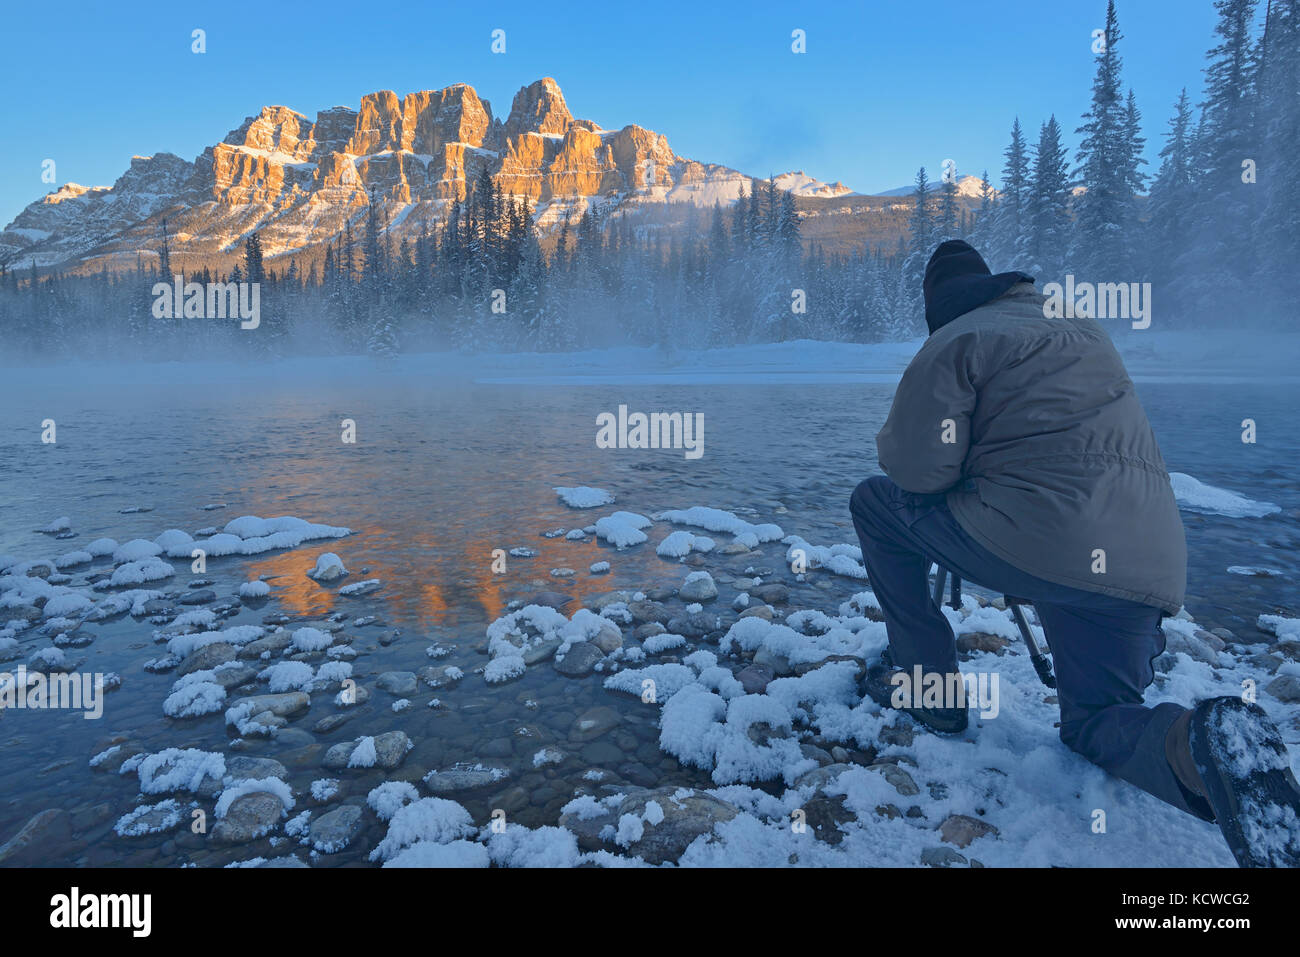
xmin=2 ymin=0 xmax=1226 ymax=226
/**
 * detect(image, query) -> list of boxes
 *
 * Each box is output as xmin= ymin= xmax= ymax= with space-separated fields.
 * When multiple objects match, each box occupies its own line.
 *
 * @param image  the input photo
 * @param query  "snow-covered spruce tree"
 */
xmin=889 ymin=167 xmax=936 ymax=334
xmin=936 ymin=174 xmax=960 ymax=243
xmin=990 ymin=118 xmax=1031 ymax=271
xmin=1070 ymin=0 xmax=1132 ymax=282
xmin=365 ymin=294 xmax=399 ymax=358
xmin=1181 ymin=0 xmax=1260 ymax=317
xmin=1251 ymin=0 xmax=1299 ymax=318
xmin=1146 ymin=89 xmax=1199 ymax=312
xmin=908 ymin=166 xmax=935 ymax=256
xmin=1119 ymin=90 xmax=1149 ymax=269
xmin=1026 ymin=116 xmax=1073 ymax=279
xmin=967 ymin=170 xmax=997 ymax=256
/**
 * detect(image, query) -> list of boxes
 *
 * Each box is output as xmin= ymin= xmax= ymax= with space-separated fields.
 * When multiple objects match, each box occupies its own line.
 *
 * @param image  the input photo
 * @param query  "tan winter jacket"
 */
xmin=876 ymin=282 xmax=1187 ymax=613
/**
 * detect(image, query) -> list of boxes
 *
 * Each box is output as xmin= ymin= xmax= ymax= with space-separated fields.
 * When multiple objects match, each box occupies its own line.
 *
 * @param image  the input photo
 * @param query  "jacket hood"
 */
xmin=923 ymin=240 xmax=1034 ymax=334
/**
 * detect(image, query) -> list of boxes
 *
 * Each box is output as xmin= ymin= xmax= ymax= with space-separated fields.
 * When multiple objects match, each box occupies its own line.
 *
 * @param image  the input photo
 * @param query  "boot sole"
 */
xmin=1189 ymin=697 xmax=1300 ymax=867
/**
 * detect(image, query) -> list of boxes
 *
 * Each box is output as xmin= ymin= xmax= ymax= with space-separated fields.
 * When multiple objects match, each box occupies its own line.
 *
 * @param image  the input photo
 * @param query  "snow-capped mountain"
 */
xmin=873 ymin=174 xmax=991 ymax=199
xmin=0 ymin=78 xmax=858 ymax=273
xmin=772 ymin=171 xmax=855 ymax=198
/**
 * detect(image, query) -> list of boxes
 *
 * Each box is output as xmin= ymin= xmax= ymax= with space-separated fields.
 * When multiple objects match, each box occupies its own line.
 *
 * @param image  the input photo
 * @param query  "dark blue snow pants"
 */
xmin=849 ymin=474 xmax=1211 ymax=820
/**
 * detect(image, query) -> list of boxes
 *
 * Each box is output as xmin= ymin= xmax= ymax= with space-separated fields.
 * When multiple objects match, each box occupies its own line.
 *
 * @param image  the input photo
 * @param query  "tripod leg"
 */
xmin=1010 ymin=603 xmax=1056 ymax=689
xmin=931 ymin=565 xmax=948 ymax=609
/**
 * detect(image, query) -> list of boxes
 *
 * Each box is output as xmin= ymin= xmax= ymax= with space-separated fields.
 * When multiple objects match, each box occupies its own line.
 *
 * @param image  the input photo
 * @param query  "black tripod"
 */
xmin=931 ymin=565 xmax=1056 ymax=689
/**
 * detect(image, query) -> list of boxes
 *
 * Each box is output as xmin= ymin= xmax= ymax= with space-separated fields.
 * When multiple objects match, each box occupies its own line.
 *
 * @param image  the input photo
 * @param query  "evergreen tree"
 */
xmin=992 ymin=118 xmax=1031 ymax=270
xmin=1183 ymin=0 xmax=1261 ymax=311
xmin=936 ymin=173 xmax=959 ymax=242
xmin=1070 ymin=0 xmax=1131 ymax=278
xmin=1026 ymin=115 xmax=1072 ymax=277
xmin=243 ymin=233 xmax=264 ymax=284
xmin=1119 ymin=90 xmax=1149 ymax=264
xmin=1254 ymin=0 xmax=1300 ymax=313
xmin=907 ymin=166 xmax=935 ymax=255
xmin=968 ymin=170 xmax=996 ymax=254
xmin=1146 ymin=88 xmax=1198 ymax=295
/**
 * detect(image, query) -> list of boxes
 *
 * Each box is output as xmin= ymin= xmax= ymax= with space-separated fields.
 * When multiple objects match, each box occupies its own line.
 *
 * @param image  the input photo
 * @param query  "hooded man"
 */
xmin=849 ymin=239 xmax=1300 ymax=867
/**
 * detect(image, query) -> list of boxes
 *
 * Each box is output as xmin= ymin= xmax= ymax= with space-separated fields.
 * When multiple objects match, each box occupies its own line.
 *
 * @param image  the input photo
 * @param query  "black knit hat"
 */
xmin=923 ymin=240 xmax=1034 ymax=334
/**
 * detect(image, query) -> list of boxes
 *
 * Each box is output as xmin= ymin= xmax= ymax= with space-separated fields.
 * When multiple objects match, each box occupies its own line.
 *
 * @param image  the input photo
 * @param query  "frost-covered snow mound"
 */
xmin=1169 ymin=473 xmax=1280 ymax=518
xmin=554 ymin=486 xmax=615 ymax=508
xmin=655 ymin=506 xmax=783 ymax=545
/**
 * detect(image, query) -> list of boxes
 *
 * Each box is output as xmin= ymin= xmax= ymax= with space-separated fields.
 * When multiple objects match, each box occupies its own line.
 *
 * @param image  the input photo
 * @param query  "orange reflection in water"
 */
xmin=242 ymin=547 xmax=337 ymax=617
xmin=239 ymin=517 xmax=653 ymax=634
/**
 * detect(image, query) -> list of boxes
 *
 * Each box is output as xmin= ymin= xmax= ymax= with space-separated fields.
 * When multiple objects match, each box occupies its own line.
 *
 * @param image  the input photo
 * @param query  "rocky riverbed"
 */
xmin=2 ymin=492 xmax=1297 ymax=868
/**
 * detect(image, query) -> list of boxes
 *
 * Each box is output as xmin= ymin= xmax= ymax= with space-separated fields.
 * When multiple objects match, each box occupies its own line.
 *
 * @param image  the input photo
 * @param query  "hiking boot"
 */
xmin=861 ymin=648 xmax=969 ymax=735
xmin=1188 ymin=696 xmax=1300 ymax=867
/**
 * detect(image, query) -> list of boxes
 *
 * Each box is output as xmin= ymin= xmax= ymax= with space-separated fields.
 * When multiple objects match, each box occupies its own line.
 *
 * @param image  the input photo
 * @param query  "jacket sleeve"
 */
xmin=875 ymin=329 xmax=979 ymax=494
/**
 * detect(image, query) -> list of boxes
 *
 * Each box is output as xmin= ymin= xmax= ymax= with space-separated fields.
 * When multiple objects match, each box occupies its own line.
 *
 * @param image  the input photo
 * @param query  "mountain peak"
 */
xmin=773 ymin=171 xmax=854 ymax=198
xmin=504 ymin=77 xmax=575 ymax=140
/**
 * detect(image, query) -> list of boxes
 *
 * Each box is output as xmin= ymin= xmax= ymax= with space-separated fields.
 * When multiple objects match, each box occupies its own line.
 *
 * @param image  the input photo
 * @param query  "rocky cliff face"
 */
xmin=0 ymin=77 xmax=841 ymax=272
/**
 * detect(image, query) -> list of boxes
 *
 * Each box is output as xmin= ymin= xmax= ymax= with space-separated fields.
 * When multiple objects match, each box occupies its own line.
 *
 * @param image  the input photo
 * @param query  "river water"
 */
xmin=0 ymin=352 xmax=1296 ymax=865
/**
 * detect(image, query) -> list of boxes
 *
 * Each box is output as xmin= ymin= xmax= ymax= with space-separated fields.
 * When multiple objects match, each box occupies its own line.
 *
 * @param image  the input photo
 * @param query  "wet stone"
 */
xmin=229 ymin=692 xmax=310 ymax=719
xmin=239 ymin=632 xmax=293 ymax=659
xmin=581 ymin=741 xmax=624 ymax=765
xmin=0 ymin=809 xmax=72 ymax=865
xmin=423 ymin=764 xmax=511 ymax=794
xmin=272 ymin=728 xmax=316 ymax=749
xmin=178 ymin=642 xmax=237 ymax=676
xmin=226 ymin=756 xmax=289 ymax=780
xmin=523 ymin=591 xmax=573 ymax=610
xmin=376 ymin=671 xmax=417 ymax=695
xmin=570 ymin=706 xmax=621 ymax=742
xmin=628 ymin=601 xmax=671 ymax=624
xmin=309 ymin=805 xmax=363 ymax=852
xmin=590 ymin=622 xmax=624 ymax=654
xmin=313 ymin=712 xmax=355 ymax=735
xmin=178 ymin=589 xmax=217 ymax=606
xmin=558 ymin=787 xmax=740 ymax=865
xmin=555 ymin=642 xmax=604 ymax=677
xmin=210 ymin=792 xmax=284 ymax=845
xmin=749 ymin=583 xmax=790 ymax=604
xmin=521 ymin=636 xmax=565 ymax=665
xmin=679 ymin=574 xmax=719 ymax=602
xmin=618 ymin=762 xmax=658 ymax=787
xmin=492 ymin=786 xmax=530 ymax=814
xmin=666 ymin=612 xmax=722 ymax=639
